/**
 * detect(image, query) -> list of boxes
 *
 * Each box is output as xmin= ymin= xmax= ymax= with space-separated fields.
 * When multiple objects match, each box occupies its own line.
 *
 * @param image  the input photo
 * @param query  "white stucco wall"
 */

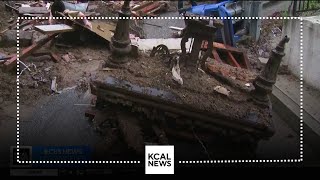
xmin=282 ymin=16 xmax=320 ymax=90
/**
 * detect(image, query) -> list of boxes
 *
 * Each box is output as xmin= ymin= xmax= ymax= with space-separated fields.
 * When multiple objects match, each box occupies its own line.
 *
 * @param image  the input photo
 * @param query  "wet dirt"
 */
xmin=0 ymin=2 xmax=16 ymax=32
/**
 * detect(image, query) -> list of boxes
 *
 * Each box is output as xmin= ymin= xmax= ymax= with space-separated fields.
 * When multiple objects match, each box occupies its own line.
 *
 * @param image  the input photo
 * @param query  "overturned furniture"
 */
xmin=89 ymin=35 xmax=290 ymax=159
xmin=87 ymin=5 xmax=290 ymax=159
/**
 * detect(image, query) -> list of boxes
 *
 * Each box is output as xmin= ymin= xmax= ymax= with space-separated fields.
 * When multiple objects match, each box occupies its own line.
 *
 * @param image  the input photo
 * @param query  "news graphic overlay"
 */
xmin=145 ymin=146 xmax=174 ymax=174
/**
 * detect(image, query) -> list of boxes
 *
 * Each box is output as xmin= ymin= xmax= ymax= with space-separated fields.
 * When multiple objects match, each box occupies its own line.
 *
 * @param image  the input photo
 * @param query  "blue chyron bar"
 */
xmin=31 ymin=146 xmax=92 ymax=168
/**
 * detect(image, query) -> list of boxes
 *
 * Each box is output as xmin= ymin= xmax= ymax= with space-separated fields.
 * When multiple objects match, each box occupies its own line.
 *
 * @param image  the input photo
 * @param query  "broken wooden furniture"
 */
xmin=89 ymin=72 xmax=274 ymax=157
xmin=180 ymin=14 xmax=224 ymax=71
xmin=202 ymin=42 xmax=250 ymax=69
xmin=88 ymin=44 xmax=278 ymax=157
xmin=86 ymin=15 xmax=291 ymax=156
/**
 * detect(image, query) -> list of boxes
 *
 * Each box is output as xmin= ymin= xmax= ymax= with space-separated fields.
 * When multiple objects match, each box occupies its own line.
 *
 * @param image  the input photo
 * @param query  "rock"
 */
xmin=44 ymin=66 xmax=52 ymax=72
xmin=214 ymin=86 xmax=230 ymax=96
xmin=67 ymin=52 xmax=76 ymax=61
xmin=258 ymin=57 xmax=269 ymax=65
xmin=172 ymin=63 xmax=183 ymax=85
xmin=0 ymin=30 xmax=33 ymax=47
xmin=62 ymin=54 xmax=71 ymax=62
xmin=51 ymin=76 xmax=61 ymax=94
xmin=0 ymin=97 xmax=3 ymax=104
xmin=33 ymin=81 xmax=39 ymax=88
xmin=38 ymin=62 xmax=45 ymax=67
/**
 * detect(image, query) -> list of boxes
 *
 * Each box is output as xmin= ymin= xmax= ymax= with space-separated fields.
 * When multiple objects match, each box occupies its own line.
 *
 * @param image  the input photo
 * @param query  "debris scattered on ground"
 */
xmin=214 ymin=86 xmax=230 ymax=96
xmin=44 ymin=66 xmax=52 ymax=72
xmin=62 ymin=54 xmax=71 ymax=63
xmin=0 ymin=0 xmax=296 ymax=160
xmin=51 ymin=76 xmax=61 ymax=94
xmin=102 ymin=67 xmax=116 ymax=71
xmin=258 ymin=57 xmax=269 ymax=65
xmin=206 ymin=61 xmax=257 ymax=83
xmin=171 ymin=59 xmax=183 ymax=85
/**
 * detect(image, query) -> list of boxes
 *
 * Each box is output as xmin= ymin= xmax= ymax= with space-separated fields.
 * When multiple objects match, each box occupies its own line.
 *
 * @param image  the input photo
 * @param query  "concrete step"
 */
xmin=271 ymin=74 xmax=320 ymax=154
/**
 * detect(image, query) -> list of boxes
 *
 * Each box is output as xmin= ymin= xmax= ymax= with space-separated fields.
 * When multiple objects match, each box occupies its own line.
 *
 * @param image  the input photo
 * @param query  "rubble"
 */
xmin=104 ymin=1 xmax=170 ymax=17
xmin=51 ymin=76 xmax=61 ymax=94
xmin=1 ymin=30 xmax=33 ymax=47
xmin=214 ymin=86 xmax=230 ymax=96
xmin=0 ymin=0 xmax=292 ymax=158
xmin=258 ymin=57 xmax=269 ymax=65
xmin=171 ymin=59 xmax=183 ymax=85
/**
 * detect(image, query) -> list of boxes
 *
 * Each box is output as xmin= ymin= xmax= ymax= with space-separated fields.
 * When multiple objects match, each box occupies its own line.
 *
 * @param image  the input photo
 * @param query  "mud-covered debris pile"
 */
xmin=91 ymin=53 xmax=271 ymax=126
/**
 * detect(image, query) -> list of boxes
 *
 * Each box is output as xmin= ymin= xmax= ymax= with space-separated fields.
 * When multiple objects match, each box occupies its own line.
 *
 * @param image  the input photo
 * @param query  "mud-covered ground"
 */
xmin=0 ymin=2 xmax=16 ymax=32
xmin=0 ymin=1 xmax=304 ymax=163
xmin=0 ymin=1 xmax=284 ymax=124
xmin=0 ymin=1 xmax=284 ymax=107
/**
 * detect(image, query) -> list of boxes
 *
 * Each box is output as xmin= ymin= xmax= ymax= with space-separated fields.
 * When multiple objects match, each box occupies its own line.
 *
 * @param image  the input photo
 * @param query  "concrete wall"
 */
xmin=282 ymin=16 xmax=320 ymax=90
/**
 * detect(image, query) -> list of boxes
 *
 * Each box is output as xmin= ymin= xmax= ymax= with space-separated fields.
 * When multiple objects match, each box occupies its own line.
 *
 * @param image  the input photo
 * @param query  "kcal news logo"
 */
xmin=145 ymin=145 xmax=174 ymax=174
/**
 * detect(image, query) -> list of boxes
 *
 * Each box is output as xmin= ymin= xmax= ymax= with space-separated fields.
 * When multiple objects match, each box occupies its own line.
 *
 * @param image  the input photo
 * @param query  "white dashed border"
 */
xmin=16 ymin=16 xmax=303 ymax=164
xmin=299 ymin=19 xmax=304 ymax=161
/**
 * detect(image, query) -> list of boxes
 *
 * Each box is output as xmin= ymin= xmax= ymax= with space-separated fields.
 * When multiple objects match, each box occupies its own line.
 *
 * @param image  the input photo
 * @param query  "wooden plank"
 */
xmin=213 ymin=42 xmax=244 ymax=54
xmin=90 ymin=21 xmax=116 ymax=42
xmin=4 ymin=34 xmax=58 ymax=71
xmin=34 ymin=24 xmax=75 ymax=34
xmin=227 ymin=51 xmax=241 ymax=68
xmin=212 ymin=49 xmax=222 ymax=62
xmin=49 ymin=52 xmax=60 ymax=63
xmin=56 ymin=12 xmax=115 ymax=42
xmin=18 ymin=7 xmax=49 ymax=14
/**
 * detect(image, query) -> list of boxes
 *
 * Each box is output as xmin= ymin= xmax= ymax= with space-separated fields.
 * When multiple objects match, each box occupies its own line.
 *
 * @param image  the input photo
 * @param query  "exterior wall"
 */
xmin=282 ymin=16 xmax=320 ymax=90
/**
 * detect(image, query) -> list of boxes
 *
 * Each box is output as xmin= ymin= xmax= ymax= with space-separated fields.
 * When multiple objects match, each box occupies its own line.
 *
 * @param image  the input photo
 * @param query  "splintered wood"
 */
xmin=90 ymin=21 xmax=116 ymax=42
xmin=34 ymin=24 xmax=75 ymax=34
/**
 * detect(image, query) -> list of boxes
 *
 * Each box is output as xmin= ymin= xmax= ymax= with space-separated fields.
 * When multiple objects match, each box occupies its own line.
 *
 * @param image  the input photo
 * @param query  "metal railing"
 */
xmin=293 ymin=0 xmax=320 ymax=15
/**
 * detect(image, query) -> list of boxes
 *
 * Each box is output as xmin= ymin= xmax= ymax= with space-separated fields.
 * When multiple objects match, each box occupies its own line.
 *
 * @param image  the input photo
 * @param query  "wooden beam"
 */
xmin=18 ymin=7 xmax=49 ymax=14
xmin=212 ymin=49 xmax=222 ymax=62
xmin=4 ymin=33 xmax=59 ymax=72
xmin=213 ymin=42 xmax=244 ymax=54
xmin=227 ymin=51 xmax=241 ymax=68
